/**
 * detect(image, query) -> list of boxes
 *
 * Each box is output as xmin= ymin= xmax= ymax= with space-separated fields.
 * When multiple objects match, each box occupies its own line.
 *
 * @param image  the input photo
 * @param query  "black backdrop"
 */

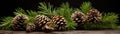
xmin=0 ymin=0 xmax=120 ymax=21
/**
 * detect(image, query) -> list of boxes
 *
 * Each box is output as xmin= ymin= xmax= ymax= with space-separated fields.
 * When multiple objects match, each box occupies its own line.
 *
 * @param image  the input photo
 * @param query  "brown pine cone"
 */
xmin=51 ymin=15 xmax=67 ymax=31
xmin=26 ymin=23 xmax=35 ymax=32
xmin=11 ymin=14 xmax=28 ymax=31
xmin=86 ymin=9 xmax=101 ymax=23
xmin=71 ymin=11 xmax=86 ymax=25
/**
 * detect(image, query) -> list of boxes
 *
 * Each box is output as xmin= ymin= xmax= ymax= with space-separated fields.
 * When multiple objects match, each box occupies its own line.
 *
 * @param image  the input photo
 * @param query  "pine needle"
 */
xmin=0 ymin=17 xmax=13 ymax=30
xmin=38 ymin=2 xmax=53 ymax=16
xmin=80 ymin=1 xmax=92 ymax=14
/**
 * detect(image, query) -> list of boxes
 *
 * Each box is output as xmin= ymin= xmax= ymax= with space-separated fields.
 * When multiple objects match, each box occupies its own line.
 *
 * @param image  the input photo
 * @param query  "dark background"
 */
xmin=0 ymin=0 xmax=120 ymax=21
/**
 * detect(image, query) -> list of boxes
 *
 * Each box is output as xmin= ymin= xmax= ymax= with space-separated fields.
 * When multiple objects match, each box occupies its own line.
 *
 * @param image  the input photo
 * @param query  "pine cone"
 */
xmin=34 ymin=15 xmax=50 ymax=31
xmin=42 ymin=22 xmax=55 ymax=32
xmin=51 ymin=15 xmax=67 ymax=31
xmin=71 ymin=11 xmax=86 ymax=25
xmin=86 ymin=9 xmax=101 ymax=23
xmin=11 ymin=14 xmax=28 ymax=31
xmin=26 ymin=23 xmax=35 ymax=32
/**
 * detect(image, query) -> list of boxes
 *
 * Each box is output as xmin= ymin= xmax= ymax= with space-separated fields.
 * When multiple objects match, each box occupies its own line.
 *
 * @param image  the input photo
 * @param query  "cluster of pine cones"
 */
xmin=71 ymin=9 xmax=101 ymax=29
xmin=11 ymin=14 xmax=67 ymax=32
xmin=11 ymin=9 xmax=101 ymax=32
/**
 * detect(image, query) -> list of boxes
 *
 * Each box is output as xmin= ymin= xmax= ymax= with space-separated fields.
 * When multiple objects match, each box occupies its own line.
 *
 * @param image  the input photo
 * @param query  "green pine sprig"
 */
xmin=14 ymin=8 xmax=27 ymax=15
xmin=0 ymin=17 xmax=13 ymax=30
xmin=83 ymin=12 xmax=119 ymax=29
xmin=14 ymin=8 xmax=40 ymax=24
xmin=38 ymin=2 xmax=77 ymax=30
xmin=100 ymin=12 xmax=118 ymax=29
xmin=80 ymin=1 xmax=92 ymax=14
xmin=55 ymin=3 xmax=77 ymax=30
xmin=38 ymin=2 xmax=54 ymax=16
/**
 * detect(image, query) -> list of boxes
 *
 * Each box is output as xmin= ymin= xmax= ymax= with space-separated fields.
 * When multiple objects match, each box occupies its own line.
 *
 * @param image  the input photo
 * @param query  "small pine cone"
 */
xmin=42 ymin=22 xmax=55 ymax=32
xmin=71 ymin=11 xmax=86 ymax=25
xmin=34 ymin=15 xmax=50 ymax=30
xmin=86 ymin=9 xmax=101 ymax=23
xmin=52 ymin=15 xmax=67 ymax=31
xmin=26 ymin=23 xmax=35 ymax=32
xmin=11 ymin=14 xmax=28 ymax=31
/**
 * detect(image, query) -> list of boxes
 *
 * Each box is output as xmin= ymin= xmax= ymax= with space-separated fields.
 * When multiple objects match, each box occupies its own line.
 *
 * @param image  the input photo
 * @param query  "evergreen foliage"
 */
xmin=55 ymin=3 xmax=77 ymax=30
xmin=0 ymin=17 xmax=13 ymax=30
xmin=38 ymin=2 xmax=77 ymax=30
xmin=14 ymin=8 xmax=40 ymax=24
xmin=80 ymin=2 xmax=92 ymax=14
xmin=83 ymin=12 xmax=118 ymax=29
xmin=38 ymin=2 xmax=54 ymax=16
xmin=0 ymin=1 xmax=119 ymax=31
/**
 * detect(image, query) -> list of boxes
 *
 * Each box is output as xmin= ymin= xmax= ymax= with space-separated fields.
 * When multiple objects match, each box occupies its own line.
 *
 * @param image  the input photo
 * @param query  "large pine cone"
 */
xmin=71 ymin=11 xmax=86 ymax=25
xmin=51 ymin=15 xmax=67 ymax=31
xmin=11 ymin=14 xmax=28 ymax=31
xmin=86 ymin=9 xmax=101 ymax=23
xmin=26 ymin=23 xmax=35 ymax=32
xmin=34 ymin=15 xmax=51 ymax=31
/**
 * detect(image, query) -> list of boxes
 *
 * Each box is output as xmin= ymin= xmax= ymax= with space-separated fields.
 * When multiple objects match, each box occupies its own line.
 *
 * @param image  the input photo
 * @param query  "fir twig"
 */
xmin=80 ymin=2 xmax=92 ymax=14
xmin=83 ymin=12 xmax=119 ymax=29
xmin=38 ymin=2 xmax=54 ymax=16
xmin=56 ymin=3 xmax=77 ymax=30
xmin=14 ymin=8 xmax=27 ymax=15
xmin=100 ymin=12 xmax=118 ymax=29
xmin=0 ymin=17 xmax=13 ymax=30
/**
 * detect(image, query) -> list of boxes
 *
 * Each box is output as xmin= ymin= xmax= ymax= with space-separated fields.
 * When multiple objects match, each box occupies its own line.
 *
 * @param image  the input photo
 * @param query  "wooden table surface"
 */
xmin=0 ymin=30 xmax=120 ymax=34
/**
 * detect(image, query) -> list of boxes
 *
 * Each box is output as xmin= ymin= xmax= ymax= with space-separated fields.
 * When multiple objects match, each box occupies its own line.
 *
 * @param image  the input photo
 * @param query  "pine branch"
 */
xmin=15 ymin=8 xmax=40 ymax=17
xmin=101 ymin=12 xmax=118 ymax=24
xmin=14 ymin=8 xmax=27 ymax=15
xmin=14 ymin=8 xmax=40 ymax=23
xmin=56 ymin=2 xmax=77 ymax=30
xmin=38 ymin=2 xmax=77 ymax=30
xmin=25 ymin=17 xmax=35 ymax=24
xmin=0 ymin=17 xmax=13 ymax=30
xmin=80 ymin=2 xmax=92 ymax=14
xmin=83 ymin=12 xmax=119 ymax=29
xmin=100 ymin=12 xmax=118 ymax=29
xmin=38 ymin=2 xmax=54 ymax=16
xmin=26 ymin=10 xmax=40 ymax=17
